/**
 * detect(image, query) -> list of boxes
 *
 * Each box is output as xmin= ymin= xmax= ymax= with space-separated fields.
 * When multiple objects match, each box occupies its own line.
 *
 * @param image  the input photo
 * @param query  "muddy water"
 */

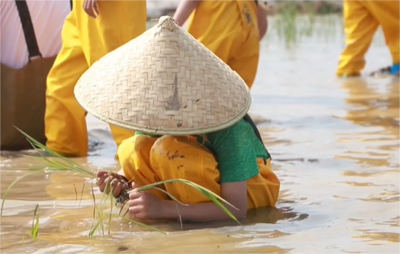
xmin=1 ymin=15 xmax=399 ymax=253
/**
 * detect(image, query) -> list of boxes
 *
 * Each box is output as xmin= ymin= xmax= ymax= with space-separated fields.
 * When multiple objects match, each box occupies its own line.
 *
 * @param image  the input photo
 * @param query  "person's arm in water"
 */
xmin=129 ymin=181 xmax=248 ymax=221
xmin=257 ymin=4 xmax=268 ymax=40
xmin=164 ymin=181 xmax=248 ymax=221
xmin=97 ymin=168 xmax=248 ymax=221
xmin=173 ymin=0 xmax=202 ymax=26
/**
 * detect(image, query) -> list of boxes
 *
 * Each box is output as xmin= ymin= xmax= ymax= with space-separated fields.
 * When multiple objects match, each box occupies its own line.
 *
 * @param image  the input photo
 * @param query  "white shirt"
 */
xmin=0 ymin=0 xmax=71 ymax=69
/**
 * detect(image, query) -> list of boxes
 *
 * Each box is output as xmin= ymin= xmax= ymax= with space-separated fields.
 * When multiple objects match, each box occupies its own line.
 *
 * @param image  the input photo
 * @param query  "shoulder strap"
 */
xmin=243 ymin=114 xmax=262 ymax=142
xmin=15 ymin=0 xmax=42 ymax=60
xmin=243 ymin=114 xmax=272 ymax=159
xmin=70 ymin=0 xmax=73 ymax=10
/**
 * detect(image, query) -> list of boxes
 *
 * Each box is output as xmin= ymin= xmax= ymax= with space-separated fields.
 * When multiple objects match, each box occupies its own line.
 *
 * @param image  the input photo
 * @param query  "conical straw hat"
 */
xmin=74 ymin=16 xmax=251 ymax=135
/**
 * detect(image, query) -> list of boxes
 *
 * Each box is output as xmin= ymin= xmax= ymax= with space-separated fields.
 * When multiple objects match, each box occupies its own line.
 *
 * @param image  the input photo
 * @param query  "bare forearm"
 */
xmin=257 ymin=6 xmax=268 ymax=40
xmin=173 ymin=0 xmax=201 ymax=26
xmin=161 ymin=200 xmax=247 ymax=222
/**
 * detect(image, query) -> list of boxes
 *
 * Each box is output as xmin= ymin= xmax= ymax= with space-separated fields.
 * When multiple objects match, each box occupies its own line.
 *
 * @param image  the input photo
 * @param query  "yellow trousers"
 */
xmin=118 ymin=135 xmax=280 ymax=210
xmin=187 ymin=0 xmax=260 ymax=89
xmin=337 ymin=0 xmax=400 ymax=76
xmin=45 ymin=0 xmax=147 ymax=157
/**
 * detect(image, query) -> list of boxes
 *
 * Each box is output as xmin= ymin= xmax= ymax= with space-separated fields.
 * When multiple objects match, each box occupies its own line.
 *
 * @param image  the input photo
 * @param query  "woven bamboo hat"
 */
xmin=74 ymin=16 xmax=251 ymax=135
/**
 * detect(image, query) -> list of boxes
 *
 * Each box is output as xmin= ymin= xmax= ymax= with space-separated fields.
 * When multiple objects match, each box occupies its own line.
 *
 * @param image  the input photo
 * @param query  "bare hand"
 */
xmin=128 ymin=183 xmax=163 ymax=220
xmin=97 ymin=171 xmax=128 ymax=197
xmin=83 ymin=0 xmax=99 ymax=19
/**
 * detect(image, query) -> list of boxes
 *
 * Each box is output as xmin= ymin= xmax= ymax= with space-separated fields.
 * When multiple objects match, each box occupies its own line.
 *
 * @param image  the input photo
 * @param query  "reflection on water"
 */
xmin=1 ymin=15 xmax=399 ymax=253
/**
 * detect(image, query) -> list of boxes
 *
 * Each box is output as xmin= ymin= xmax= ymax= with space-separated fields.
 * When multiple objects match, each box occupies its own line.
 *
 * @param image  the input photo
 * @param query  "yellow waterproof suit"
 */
xmin=337 ymin=0 xmax=400 ymax=76
xmin=187 ymin=0 xmax=260 ymax=88
xmin=45 ymin=0 xmax=147 ymax=157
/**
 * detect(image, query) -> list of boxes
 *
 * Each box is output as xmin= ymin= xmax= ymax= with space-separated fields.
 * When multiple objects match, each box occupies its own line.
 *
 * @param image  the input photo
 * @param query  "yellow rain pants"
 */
xmin=187 ymin=0 xmax=260 ymax=89
xmin=337 ymin=0 xmax=400 ymax=76
xmin=45 ymin=0 xmax=147 ymax=157
xmin=118 ymin=135 xmax=280 ymax=209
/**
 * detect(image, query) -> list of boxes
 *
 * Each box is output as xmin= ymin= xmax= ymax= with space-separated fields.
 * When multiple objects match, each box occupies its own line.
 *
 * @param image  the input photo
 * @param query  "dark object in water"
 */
xmin=117 ymin=246 xmax=129 ymax=252
xmin=369 ymin=66 xmax=399 ymax=77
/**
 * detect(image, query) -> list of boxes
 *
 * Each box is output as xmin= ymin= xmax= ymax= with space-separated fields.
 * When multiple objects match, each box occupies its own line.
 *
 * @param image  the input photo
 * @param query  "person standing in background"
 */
xmin=336 ymin=0 xmax=399 ymax=77
xmin=173 ymin=0 xmax=268 ymax=89
xmin=0 ymin=0 xmax=71 ymax=69
xmin=44 ymin=0 xmax=147 ymax=157
xmin=257 ymin=1 xmax=269 ymax=40
xmin=1 ymin=0 xmax=71 ymax=150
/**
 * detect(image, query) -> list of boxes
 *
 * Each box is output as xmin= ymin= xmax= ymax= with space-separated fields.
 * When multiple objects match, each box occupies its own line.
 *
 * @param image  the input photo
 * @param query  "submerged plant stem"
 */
xmin=31 ymin=204 xmax=40 ymax=241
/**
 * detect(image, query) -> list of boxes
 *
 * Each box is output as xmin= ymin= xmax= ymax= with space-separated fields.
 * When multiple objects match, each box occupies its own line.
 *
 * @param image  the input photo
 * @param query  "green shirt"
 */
xmin=197 ymin=119 xmax=270 ymax=183
xmin=135 ymin=119 xmax=270 ymax=183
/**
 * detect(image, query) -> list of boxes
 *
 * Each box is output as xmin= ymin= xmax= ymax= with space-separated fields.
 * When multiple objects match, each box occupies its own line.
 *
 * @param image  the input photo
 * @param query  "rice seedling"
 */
xmin=275 ymin=1 xmax=298 ymax=48
xmin=1 ymin=128 xmax=240 ymax=239
xmin=271 ymin=1 xmax=341 ymax=48
xmin=31 ymin=204 xmax=40 ymax=240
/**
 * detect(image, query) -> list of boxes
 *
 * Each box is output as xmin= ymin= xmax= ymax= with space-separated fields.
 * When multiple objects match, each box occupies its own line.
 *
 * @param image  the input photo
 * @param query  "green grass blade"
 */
xmin=1 ymin=169 xmax=46 ymax=217
xmin=24 ymin=140 xmax=92 ymax=177
xmin=197 ymin=188 xmax=240 ymax=224
xmin=78 ymin=180 xmax=86 ymax=208
xmin=100 ymin=179 xmax=113 ymax=206
xmin=89 ymin=179 xmax=103 ymax=237
xmin=23 ymin=132 xmax=77 ymax=167
xmin=137 ymin=179 xmax=240 ymax=224
xmin=96 ymin=187 xmax=115 ymax=236
xmin=89 ymin=200 xmax=106 ymax=237
xmin=16 ymin=127 xmax=94 ymax=177
xmin=108 ymin=192 xmax=114 ymax=236
xmin=89 ymin=218 xmax=103 ymax=237
xmin=16 ymin=127 xmax=75 ymax=164
xmin=152 ymin=187 xmax=188 ymax=207
xmin=137 ymin=179 xmax=238 ymax=209
xmin=31 ymin=204 xmax=40 ymax=240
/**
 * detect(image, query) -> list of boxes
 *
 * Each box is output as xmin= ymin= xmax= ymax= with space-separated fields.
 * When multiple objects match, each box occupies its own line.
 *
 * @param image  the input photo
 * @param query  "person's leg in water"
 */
xmin=45 ymin=1 xmax=146 ymax=157
xmin=367 ymin=1 xmax=399 ymax=75
xmin=45 ymin=9 xmax=89 ymax=157
xmin=336 ymin=0 xmax=379 ymax=78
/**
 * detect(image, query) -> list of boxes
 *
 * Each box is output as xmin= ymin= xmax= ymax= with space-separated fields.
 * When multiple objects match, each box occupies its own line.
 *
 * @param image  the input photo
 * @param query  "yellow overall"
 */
xmin=187 ymin=0 xmax=260 ymax=89
xmin=45 ymin=0 xmax=147 ymax=157
xmin=337 ymin=0 xmax=400 ymax=76
xmin=118 ymin=135 xmax=280 ymax=209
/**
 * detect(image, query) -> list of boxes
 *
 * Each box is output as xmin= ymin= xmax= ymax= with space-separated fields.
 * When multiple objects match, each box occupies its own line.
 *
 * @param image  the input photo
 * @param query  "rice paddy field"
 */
xmin=1 ymin=8 xmax=399 ymax=254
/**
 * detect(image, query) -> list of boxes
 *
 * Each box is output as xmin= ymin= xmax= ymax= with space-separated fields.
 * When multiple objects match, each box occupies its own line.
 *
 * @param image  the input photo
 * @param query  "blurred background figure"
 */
xmin=44 ymin=0 xmax=147 ymax=158
xmin=336 ymin=0 xmax=399 ymax=77
xmin=0 ymin=0 xmax=71 ymax=150
xmin=173 ymin=0 xmax=268 ymax=89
